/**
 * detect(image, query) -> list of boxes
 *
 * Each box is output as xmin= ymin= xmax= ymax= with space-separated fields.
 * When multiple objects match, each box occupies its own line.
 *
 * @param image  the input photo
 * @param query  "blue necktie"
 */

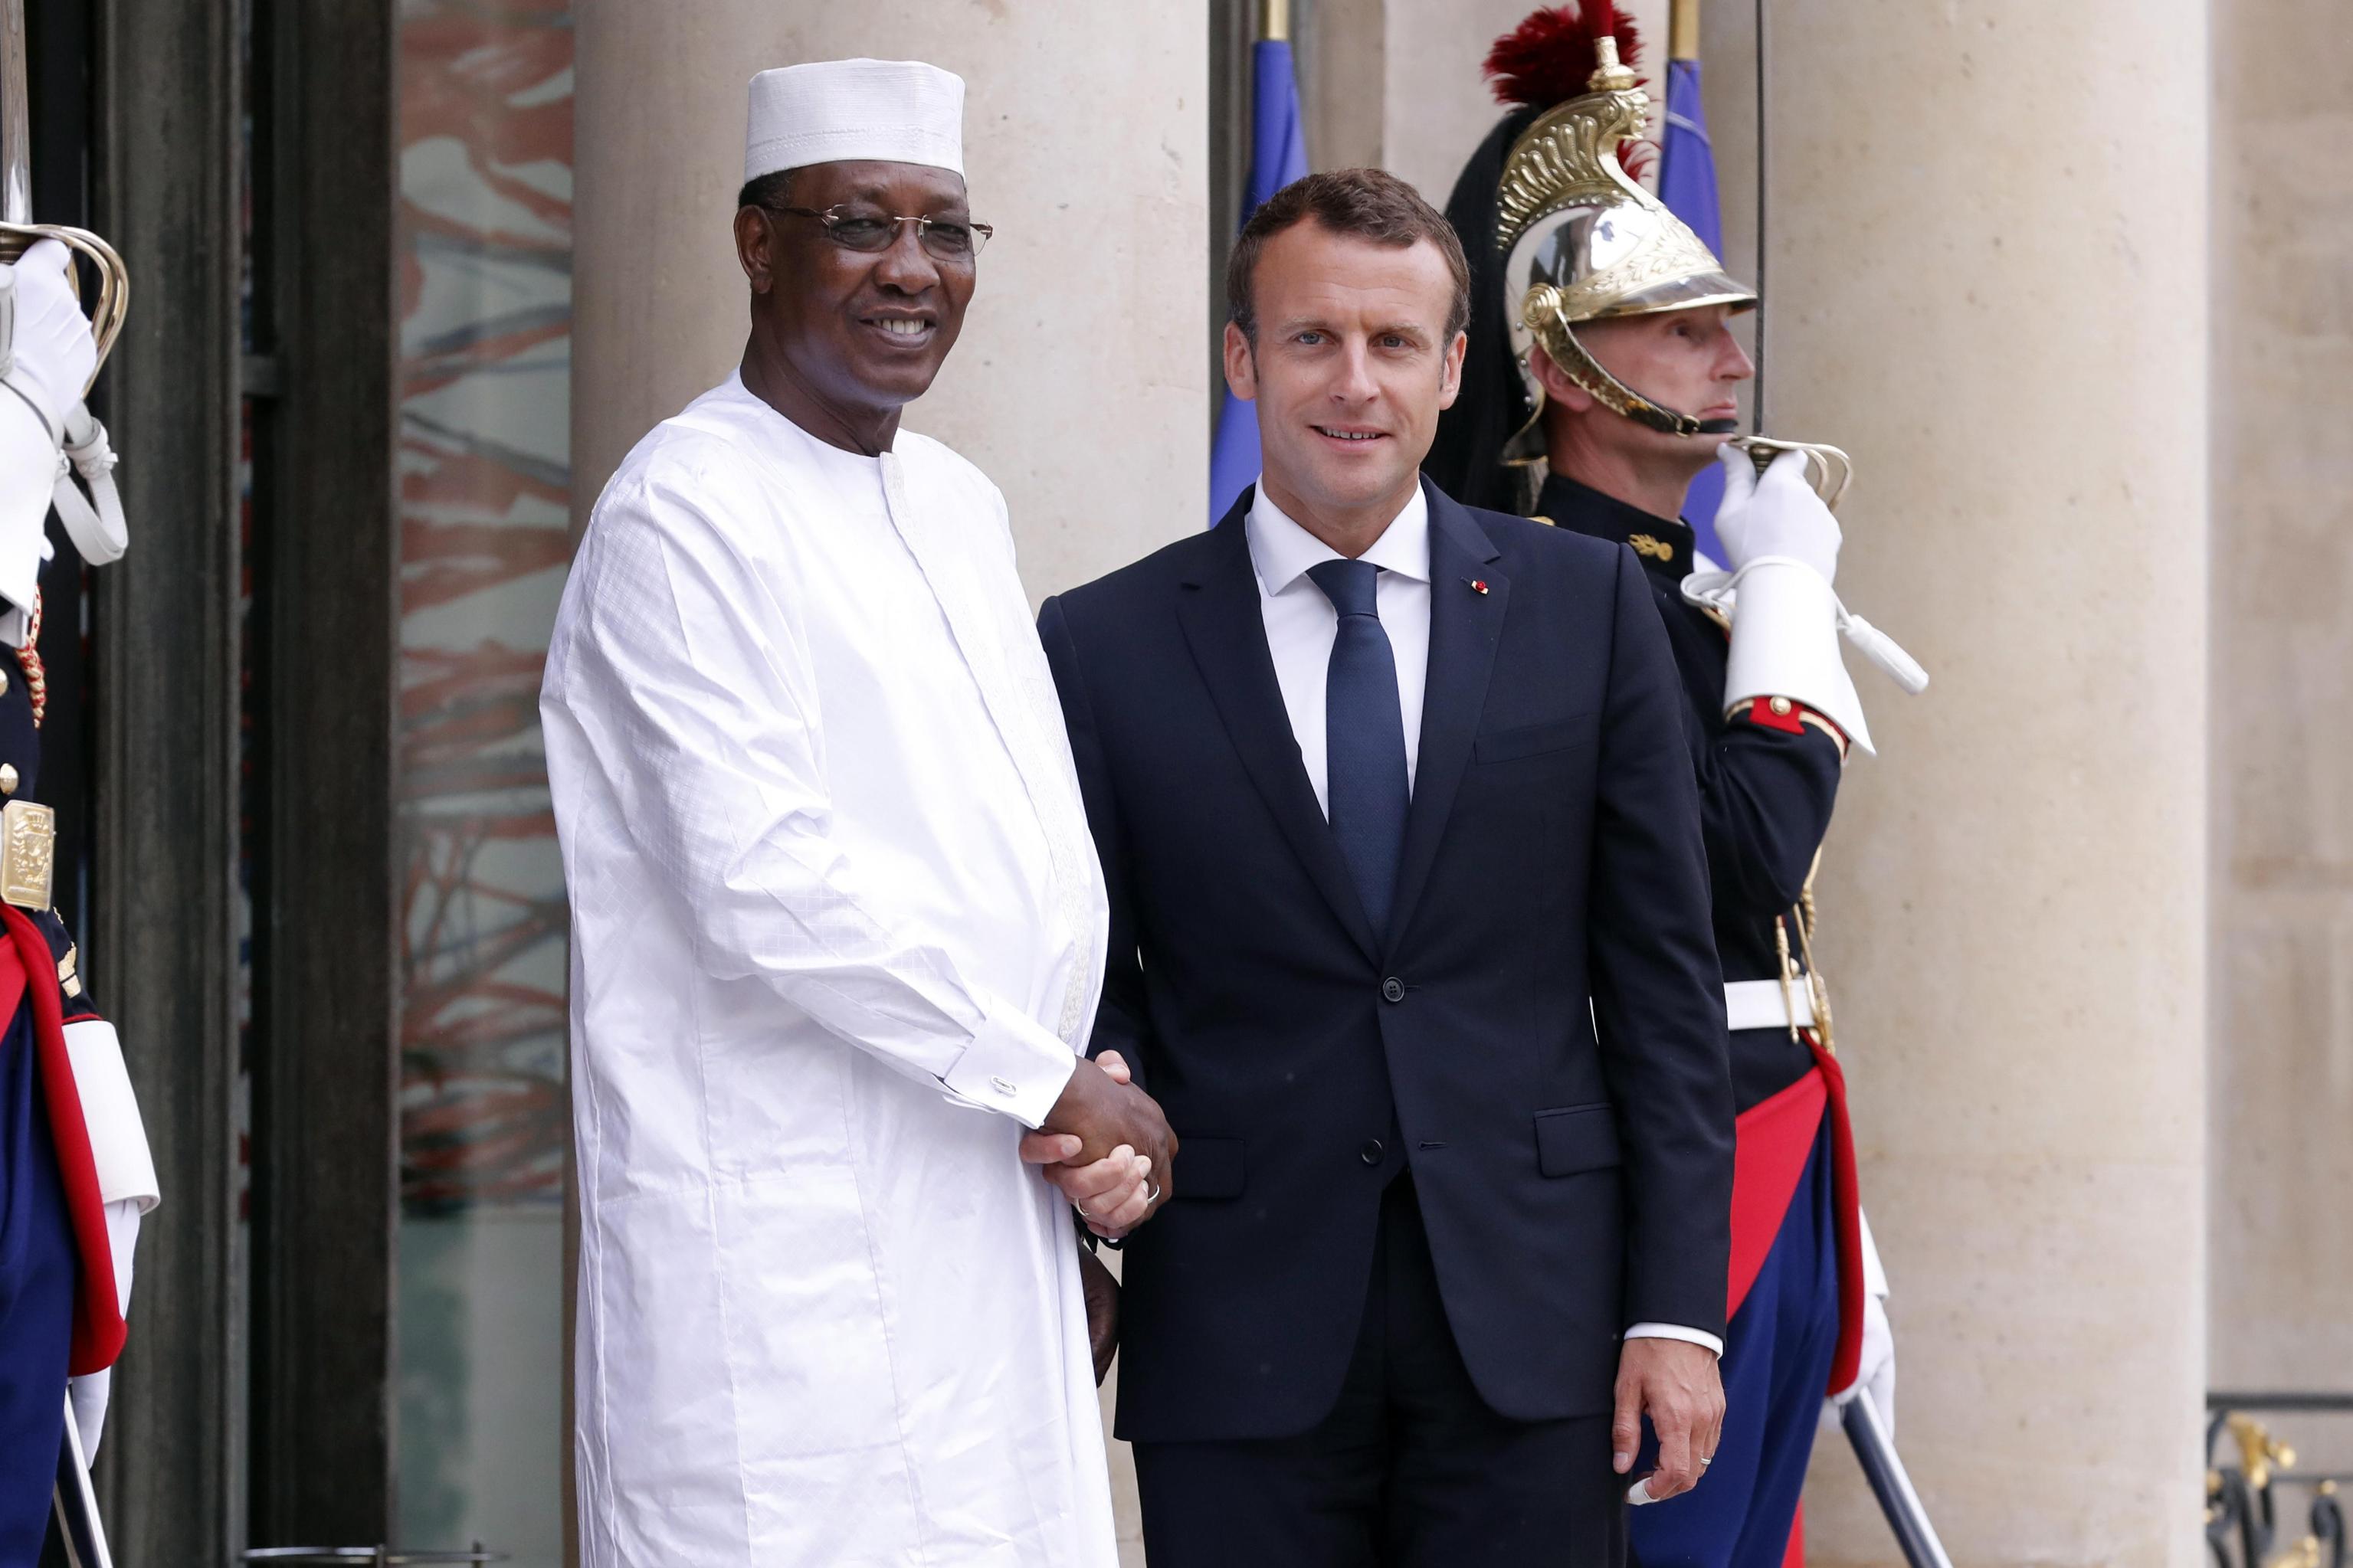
xmin=1307 ymin=558 xmax=1410 ymax=938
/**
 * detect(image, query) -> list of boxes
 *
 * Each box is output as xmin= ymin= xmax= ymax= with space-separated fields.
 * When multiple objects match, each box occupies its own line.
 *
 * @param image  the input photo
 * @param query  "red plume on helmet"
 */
xmin=1483 ymin=4 xmax=1643 ymax=110
xmin=1482 ymin=5 xmax=1651 ymax=175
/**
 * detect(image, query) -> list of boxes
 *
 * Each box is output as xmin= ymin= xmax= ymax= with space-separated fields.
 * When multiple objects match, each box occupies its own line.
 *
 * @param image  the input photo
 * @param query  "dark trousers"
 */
xmin=1134 ymin=1174 xmax=1626 ymax=1568
xmin=0 ymin=1002 xmax=73 ymax=1568
xmin=1629 ymin=1125 xmax=1838 ymax=1568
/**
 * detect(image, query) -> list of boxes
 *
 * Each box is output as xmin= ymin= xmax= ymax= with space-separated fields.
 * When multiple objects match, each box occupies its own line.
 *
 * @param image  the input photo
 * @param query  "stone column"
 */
xmin=1725 ymin=4 xmax=2209 ymax=1560
xmin=572 ymin=3 xmax=1208 ymax=599
xmin=2208 ymin=0 xmax=2353 ymax=1477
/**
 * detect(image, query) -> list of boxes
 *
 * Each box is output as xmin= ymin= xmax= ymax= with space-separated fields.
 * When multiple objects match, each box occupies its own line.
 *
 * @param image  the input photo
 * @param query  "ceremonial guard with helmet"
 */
xmin=1426 ymin=8 xmax=1928 ymax=1561
xmin=0 ymin=213 xmax=156 ymax=1562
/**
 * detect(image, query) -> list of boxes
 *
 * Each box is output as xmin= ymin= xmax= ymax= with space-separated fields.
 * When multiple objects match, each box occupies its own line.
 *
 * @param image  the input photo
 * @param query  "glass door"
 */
xmin=392 ymin=5 xmax=576 ymax=1563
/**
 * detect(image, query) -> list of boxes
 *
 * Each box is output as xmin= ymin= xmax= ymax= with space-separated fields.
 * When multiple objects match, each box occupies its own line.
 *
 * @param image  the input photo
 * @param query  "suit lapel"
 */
xmin=1389 ymin=481 xmax=1507 ymax=950
xmin=1177 ymin=493 xmax=1381 ymax=964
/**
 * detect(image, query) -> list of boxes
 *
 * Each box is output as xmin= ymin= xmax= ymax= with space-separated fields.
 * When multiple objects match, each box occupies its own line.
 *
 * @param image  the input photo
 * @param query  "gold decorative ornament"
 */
xmin=0 ymin=762 xmax=18 ymax=795
xmin=2227 ymin=1413 xmax=2293 ymax=1493
xmin=0 ymin=797 xmax=51 ymax=908
xmin=1494 ymin=33 xmax=1755 ymax=453
xmin=1668 ymin=0 xmax=1701 ymax=62
xmin=1627 ymin=532 xmax=1673 ymax=561
xmin=19 ymin=593 xmax=43 ymax=730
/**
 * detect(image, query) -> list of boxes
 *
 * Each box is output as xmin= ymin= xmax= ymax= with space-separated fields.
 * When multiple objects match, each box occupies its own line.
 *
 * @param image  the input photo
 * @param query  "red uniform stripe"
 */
xmin=1724 ymin=1044 xmax=1866 ymax=1394
xmin=1726 ymin=1066 xmax=1826 ymax=1318
xmin=3 ymin=905 xmax=126 ymax=1374
xmin=1805 ymin=1035 xmax=1867 ymax=1396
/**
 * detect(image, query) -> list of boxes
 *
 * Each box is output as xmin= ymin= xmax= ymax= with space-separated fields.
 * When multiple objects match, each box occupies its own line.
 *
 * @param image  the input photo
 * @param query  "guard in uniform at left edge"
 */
xmin=0 ymin=231 xmax=157 ymax=1563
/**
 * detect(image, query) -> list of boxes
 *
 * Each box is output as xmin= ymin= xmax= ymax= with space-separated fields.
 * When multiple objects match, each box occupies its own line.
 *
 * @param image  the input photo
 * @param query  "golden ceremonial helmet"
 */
xmin=1494 ymin=23 xmax=1754 ymax=457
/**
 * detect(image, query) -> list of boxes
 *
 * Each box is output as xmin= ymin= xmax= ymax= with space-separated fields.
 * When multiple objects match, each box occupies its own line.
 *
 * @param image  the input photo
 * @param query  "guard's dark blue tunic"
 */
xmin=0 ymin=634 xmax=103 ymax=1566
xmin=1537 ymin=475 xmax=1844 ymax=1112
xmin=1541 ymin=475 xmax=1847 ymax=1566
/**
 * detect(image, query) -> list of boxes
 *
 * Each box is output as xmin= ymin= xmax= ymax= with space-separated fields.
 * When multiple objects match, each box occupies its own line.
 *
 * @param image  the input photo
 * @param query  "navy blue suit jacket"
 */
xmin=1038 ymin=479 xmax=1734 ymax=1444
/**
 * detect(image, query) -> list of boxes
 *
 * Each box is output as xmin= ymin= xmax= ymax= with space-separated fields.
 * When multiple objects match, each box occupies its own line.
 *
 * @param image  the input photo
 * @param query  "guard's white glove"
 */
xmin=1825 ymin=1210 xmax=1895 ymax=1437
xmin=1 ymin=238 xmax=97 ymax=430
xmin=67 ymin=1198 xmax=142 ymax=1458
xmin=1712 ymin=447 xmax=1841 ymax=582
xmin=0 ymin=239 xmax=97 ymax=632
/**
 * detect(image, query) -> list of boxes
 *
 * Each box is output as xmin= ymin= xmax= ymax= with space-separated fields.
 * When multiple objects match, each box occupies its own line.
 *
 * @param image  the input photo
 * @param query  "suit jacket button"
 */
xmin=1381 ymin=977 xmax=1405 ymax=1003
xmin=1359 ymin=1139 xmax=1385 ymax=1165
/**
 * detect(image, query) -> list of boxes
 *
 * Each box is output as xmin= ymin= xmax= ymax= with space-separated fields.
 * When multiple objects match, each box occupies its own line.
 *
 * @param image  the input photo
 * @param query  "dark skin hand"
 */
xmin=1022 ymin=1052 xmax=1177 ymax=1238
xmin=732 ymin=159 xmax=979 ymax=455
xmin=1078 ymin=1245 xmax=1119 ymax=1386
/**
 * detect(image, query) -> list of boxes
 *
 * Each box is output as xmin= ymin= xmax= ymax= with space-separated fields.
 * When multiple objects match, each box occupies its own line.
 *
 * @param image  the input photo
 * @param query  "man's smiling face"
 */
xmin=1225 ymin=220 xmax=1465 ymax=526
xmin=749 ymin=159 xmax=978 ymax=414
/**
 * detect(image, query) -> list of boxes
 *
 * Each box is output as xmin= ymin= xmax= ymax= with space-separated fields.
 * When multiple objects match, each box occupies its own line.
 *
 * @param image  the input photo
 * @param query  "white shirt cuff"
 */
xmin=1625 ymin=1321 xmax=1725 ymax=1357
xmin=939 ymin=994 xmax=1080 ymax=1129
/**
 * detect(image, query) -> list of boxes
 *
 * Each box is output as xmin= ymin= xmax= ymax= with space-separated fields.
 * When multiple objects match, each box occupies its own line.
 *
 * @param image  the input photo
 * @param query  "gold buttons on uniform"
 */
xmin=1768 ymin=697 xmax=1794 ymax=717
xmin=0 ymin=764 xmax=18 ymax=796
xmin=0 ymin=668 xmax=12 ymax=696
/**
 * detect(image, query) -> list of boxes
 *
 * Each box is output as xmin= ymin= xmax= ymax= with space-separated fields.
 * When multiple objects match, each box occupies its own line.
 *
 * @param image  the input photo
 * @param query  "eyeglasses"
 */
xmin=765 ymin=203 xmax=994 ymax=262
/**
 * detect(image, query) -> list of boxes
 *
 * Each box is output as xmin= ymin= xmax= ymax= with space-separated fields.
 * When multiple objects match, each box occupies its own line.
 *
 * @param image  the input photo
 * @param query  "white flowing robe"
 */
xmin=542 ymin=374 xmax=1115 ymax=1567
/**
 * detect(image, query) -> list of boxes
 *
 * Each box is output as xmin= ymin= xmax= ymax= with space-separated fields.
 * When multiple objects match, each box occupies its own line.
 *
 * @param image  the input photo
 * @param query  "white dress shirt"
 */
xmin=1244 ymin=480 xmax=1721 ymax=1360
xmin=544 ymin=374 xmax=1118 ymax=1566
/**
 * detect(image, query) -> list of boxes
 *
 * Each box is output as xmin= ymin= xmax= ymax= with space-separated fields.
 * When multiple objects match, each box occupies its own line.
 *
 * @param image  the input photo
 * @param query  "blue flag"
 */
xmin=1656 ymin=56 xmax=1730 ymax=563
xmin=1209 ymin=39 xmax=1309 ymax=525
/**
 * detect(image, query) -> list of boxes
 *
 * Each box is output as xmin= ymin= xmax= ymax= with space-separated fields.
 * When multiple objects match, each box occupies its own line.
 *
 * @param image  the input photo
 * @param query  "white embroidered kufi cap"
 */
xmin=744 ymin=58 xmax=966 ymax=183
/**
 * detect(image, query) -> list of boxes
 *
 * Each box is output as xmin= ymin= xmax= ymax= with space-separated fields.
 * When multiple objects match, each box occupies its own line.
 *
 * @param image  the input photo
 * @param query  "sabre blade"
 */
xmin=1 ymin=0 xmax=27 ymax=227
xmin=1841 ymin=1396 xmax=1955 ymax=1568
xmin=53 ymin=1390 xmax=117 ymax=1568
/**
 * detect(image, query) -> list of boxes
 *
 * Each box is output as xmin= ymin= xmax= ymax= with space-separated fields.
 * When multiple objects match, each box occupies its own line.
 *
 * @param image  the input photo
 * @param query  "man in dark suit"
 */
xmin=1031 ymin=168 xmax=1735 ymax=1564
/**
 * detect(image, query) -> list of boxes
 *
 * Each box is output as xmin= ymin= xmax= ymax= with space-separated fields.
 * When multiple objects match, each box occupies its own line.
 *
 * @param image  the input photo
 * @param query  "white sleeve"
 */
xmin=1624 ymin=1321 xmax=1726 ymax=1357
xmin=63 ymin=1018 xmax=160 ymax=1213
xmin=547 ymin=472 xmax=1077 ymax=1128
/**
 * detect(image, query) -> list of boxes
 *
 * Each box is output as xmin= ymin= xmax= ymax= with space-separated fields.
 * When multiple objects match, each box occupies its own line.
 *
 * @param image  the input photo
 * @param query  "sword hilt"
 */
xmin=1728 ymin=434 xmax=1855 ymax=512
xmin=0 ymin=221 xmax=130 ymax=391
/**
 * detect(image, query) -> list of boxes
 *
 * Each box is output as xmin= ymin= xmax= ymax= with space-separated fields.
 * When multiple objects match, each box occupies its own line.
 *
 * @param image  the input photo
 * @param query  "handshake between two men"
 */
xmin=1021 ymin=1051 xmax=1174 ymax=1242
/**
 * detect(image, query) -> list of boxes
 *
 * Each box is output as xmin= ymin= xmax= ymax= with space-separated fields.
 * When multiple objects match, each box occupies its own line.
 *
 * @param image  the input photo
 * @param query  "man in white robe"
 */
xmin=542 ymin=59 xmax=1173 ymax=1567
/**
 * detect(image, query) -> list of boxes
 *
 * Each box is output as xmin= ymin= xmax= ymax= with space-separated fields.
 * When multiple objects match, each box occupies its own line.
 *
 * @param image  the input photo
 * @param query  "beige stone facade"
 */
xmin=2209 ymin=0 xmax=2353 ymax=1503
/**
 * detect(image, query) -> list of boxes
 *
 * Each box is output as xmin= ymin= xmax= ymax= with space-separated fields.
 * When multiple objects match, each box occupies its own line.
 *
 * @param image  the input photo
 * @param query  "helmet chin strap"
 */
xmin=1526 ymin=286 xmax=1738 ymax=437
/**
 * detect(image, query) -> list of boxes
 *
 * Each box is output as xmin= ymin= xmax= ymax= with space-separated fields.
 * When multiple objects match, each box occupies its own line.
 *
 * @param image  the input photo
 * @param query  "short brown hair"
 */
xmin=1226 ymin=168 xmax=1472 ymax=346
